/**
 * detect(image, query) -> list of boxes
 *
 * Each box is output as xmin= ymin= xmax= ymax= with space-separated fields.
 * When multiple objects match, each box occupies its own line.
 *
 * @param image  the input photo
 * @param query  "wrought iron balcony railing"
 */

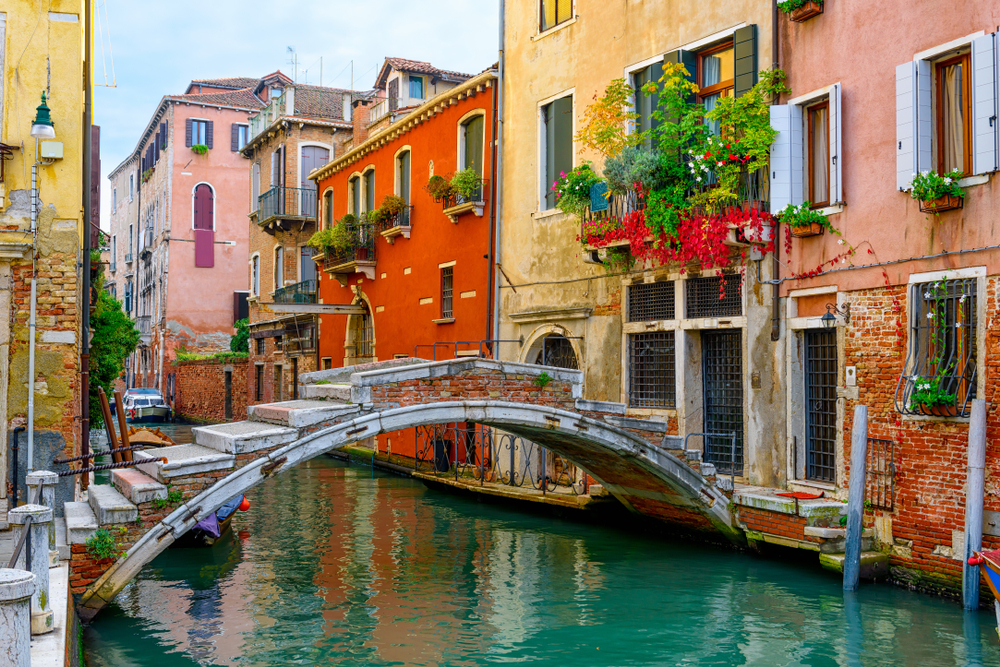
xmin=441 ymin=179 xmax=487 ymax=209
xmin=273 ymin=279 xmax=317 ymax=304
xmin=257 ymin=186 xmax=317 ymax=228
xmin=373 ymin=205 xmax=413 ymax=234
xmin=368 ymin=96 xmax=424 ymax=125
xmin=135 ymin=315 xmax=152 ymax=336
xmin=322 ymin=220 xmax=377 ymax=271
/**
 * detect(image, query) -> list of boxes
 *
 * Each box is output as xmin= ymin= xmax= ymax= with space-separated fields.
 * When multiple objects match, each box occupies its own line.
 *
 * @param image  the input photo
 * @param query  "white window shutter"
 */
xmin=769 ymin=104 xmax=804 ymax=214
xmin=916 ymin=59 xmax=933 ymax=174
xmin=828 ymin=83 xmax=843 ymax=205
xmin=896 ymin=62 xmax=917 ymax=190
xmin=972 ymin=33 xmax=998 ymax=175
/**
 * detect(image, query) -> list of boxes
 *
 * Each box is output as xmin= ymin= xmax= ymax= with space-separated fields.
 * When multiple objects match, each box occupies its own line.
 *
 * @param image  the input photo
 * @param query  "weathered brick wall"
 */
xmin=841 ymin=278 xmax=1000 ymax=597
xmin=737 ymin=506 xmax=818 ymax=544
xmin=173 ymin=358 xmax=248 ymax=423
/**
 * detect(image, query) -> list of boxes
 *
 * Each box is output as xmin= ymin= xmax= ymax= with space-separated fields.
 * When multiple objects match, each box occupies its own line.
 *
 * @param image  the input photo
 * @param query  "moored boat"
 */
xmin=172 ymin=495 xmax=250 ymax=549
xmin=123 ymin=390 xmax=172 ymax=423
xmin=969 ymin=550 xmax=1000 ymax=639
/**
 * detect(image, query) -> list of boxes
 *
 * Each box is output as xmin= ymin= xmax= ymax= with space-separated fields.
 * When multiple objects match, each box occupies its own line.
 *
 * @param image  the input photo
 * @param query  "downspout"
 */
xmin=770 ymin=0 xmax=781 ymax=342
xmin=80 ymin=0 xmax=93 ymax=485
xmin=27 ymin=152 xmax=37 ymax=473
xmin=492 ymin=0 xmax=506 ymax=356
xmin=486 ymin=72 xmax=499 ymax=345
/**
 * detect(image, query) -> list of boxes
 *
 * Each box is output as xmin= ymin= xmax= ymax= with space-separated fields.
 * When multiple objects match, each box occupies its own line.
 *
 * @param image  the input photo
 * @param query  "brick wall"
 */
xmin=173 ymin=357 xmax=248 ymax=423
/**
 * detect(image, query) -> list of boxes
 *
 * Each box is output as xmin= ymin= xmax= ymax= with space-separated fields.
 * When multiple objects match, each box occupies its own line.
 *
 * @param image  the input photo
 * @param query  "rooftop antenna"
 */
xmin=287 ymin=46 xmax=297 ymax=82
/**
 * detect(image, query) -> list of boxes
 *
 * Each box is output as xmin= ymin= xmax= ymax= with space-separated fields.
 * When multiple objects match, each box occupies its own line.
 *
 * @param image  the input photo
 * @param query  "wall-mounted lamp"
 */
xmin=30 ymin=92 xmax=56 ymax=140
xmin=821 ymin=302 xmax=851 ymax=329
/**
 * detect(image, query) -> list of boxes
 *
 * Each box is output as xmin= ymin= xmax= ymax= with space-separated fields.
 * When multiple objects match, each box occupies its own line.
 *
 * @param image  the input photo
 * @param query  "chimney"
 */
xmin=352 ymin=98 xmax=372 ymax=148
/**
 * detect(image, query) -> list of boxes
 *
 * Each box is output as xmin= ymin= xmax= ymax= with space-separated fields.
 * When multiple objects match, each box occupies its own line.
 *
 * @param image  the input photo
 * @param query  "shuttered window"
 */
xmin=187 ymin=119 xmax=211 ymax=148
xmin=323 ymin=190 xmax=334 ymax=228
xmin=251 ymin=162 xmax=260 ymax=211
xmin=733 ymin=25 xmax=758 ymax=99
xmin=396 ymin=151 xmax=410 ymax=203
xmin=631 ymin=62 xmax=664 ymax=143
xmin=274 ymin=246 xmax=283 ymax=293
xmin=972 ymin=35 xmax=999 ymax=175
xmin=461 ymin=115 xmax=485 ymax=177
xmin=349 ymin=176 xmax=361 ymax=215
xmin=541 ymin=95 xmax=573 ymax=210
xmin=232 ymin=124 xmax=249 ymax=151
xmin=193 ymin=184 xmax=215 ymax=268
xmin=363 ymin=170 xmax=375 ymax=213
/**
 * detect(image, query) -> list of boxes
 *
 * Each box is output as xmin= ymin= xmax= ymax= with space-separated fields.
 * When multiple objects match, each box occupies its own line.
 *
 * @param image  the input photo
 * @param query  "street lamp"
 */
xmin=30 ymin=92 xmax=55 ymax=140
xmin=822 ymin=303 xmax=851 ymax=329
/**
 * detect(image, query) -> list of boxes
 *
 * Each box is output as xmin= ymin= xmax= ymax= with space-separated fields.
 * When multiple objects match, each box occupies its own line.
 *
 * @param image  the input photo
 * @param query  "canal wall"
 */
xmin=172 ymin=357 xmax=249 ymax=423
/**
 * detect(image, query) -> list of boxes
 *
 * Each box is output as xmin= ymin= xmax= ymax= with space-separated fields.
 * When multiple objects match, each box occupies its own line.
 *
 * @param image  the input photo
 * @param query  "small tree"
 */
xmin=575 ymin=78 xmax=645 ymax=158
xmin=89 ymin=269 xmax=140 ymax=428
xmin=231 ymin=318 xmax=249 ymax=354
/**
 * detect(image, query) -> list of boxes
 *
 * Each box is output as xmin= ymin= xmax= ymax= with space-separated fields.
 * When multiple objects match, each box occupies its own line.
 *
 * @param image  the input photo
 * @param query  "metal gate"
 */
xmin=702 ymin=331 xmax=743 ymax=475
xmin=805 ymin=329 xmax=837 ymax=482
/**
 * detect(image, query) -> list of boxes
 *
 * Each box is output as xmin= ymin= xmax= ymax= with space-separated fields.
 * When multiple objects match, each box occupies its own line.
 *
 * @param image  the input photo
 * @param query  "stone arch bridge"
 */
xmin=70 ymin=358 xmax=739 ymax=620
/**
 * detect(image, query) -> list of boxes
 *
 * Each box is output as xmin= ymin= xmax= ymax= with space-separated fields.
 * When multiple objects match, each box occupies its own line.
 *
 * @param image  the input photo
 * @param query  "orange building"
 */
xmin=309 ymin=68 xmax=498 ymax=458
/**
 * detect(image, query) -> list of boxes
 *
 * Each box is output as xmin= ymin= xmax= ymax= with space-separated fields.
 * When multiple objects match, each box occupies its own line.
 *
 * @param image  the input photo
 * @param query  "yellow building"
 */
xmin=497 ymin=0 xmax=786 ymax=487
xmin=0 ymin=0 xmax=87 ymax=511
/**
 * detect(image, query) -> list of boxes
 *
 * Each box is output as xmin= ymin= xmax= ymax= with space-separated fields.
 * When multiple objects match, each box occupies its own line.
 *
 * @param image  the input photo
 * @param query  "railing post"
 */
xmin=844 ymin=405 xmax=868 ymax=591
xmin=0 ymin=569 xmax=35 ymax=667
xmin=25 ymin=470 xmax=59 ymax=567
xmin=9 ymin=504 xmax=53 ymax=634
xmin=509 ymin=437 xmax=516 ymax=487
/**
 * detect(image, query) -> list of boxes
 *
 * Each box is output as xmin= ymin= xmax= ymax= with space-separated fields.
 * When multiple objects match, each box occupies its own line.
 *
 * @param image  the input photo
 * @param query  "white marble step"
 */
xmin=135 ymin=444 xmax=235 ymax=482
xmin=88 ymin=484 xmax=137 ymax=525
xmin=298 ymin=383 xmax=352 ymax=402
xmin=248 ymin=400 xmax=359 ymax=429
xmin=64 ymin=501 xmax=98 ymax=544
xmin=193 ymin=420 xmax=298 ymax=455
xmin=111 ymin=468 xmax=167 ymax=504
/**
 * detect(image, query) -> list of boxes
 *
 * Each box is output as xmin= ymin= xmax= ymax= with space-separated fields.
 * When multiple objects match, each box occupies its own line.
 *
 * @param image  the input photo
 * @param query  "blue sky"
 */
xmin=94 ymin=0 xmax=500 ymax=228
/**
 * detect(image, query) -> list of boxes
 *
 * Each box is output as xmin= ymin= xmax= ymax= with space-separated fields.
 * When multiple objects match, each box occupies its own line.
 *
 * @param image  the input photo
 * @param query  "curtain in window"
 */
xmin=703 ymin=56 xmax=722 ymax=87
xmin=463 ymin=117 xmax=485 ymax=177
xmin=810 ymin=105 xmax=829 ymax=205
xmin=942 ymin=62 xmax=965 ymax=173
xmin=703 ymin=93 xmax=721 ymax=137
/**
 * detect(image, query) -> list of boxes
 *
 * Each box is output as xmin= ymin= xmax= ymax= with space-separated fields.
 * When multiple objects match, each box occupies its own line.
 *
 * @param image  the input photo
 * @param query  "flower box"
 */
xmin=919 ymin=403 xmax=958 ymax=418
xmin=741 ymin=223 xmax=774 ymax=245
xmin=790 ymin=1 xmax=824 ymax=21
xmin=791 ymin=221 xmax=824 ymax=238
xmin=918 ymin=194 xmax=964 ymax=214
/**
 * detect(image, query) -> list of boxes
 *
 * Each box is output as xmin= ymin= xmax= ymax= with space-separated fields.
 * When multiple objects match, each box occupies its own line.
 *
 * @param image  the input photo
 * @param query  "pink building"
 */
xmin=108 ymin=73 xmax=291 ymax=393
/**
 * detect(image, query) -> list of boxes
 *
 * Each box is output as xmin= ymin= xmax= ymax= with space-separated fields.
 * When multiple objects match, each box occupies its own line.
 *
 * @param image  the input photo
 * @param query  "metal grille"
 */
xmin=805 ymin=329 xmax=838 ymax=482
xmin=628 ymin=332 xmax=675 ymax=408
xmin=703 ymin=331 xmax=743 ymax=475
xmin=895 ymin=278 xmax=977 ymax=417
xmin=441 ymin=267 xmax=454 ymax=319
xmin=353 ymin=308 xmax=374 ymax=360
xmin=686 ymin=275 xmax=743 ymax=318
xmin=628 ymin=281 xmax=675 ymax=322
xmin=535 ymin=336 xmax=579 ymax=369
xmin=866 ymin=438 xmax=895 ymax=511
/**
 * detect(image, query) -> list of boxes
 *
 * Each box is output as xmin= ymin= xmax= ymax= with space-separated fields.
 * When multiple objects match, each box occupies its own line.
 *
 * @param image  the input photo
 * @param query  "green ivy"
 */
xmin=85 ymin=526 xmax=127 ymax=561
xmin=231 ymin=318 xmax=249 ymax=354
xmin=89 ymin=264 xmax=140 ymax=428
xmin=533 ymin=372 xmax=553 ymax=389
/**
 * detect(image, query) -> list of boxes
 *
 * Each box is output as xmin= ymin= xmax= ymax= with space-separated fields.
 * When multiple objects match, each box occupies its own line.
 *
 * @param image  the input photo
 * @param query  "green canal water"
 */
xmin=84 ymin=455 xmax=1000 ymax=666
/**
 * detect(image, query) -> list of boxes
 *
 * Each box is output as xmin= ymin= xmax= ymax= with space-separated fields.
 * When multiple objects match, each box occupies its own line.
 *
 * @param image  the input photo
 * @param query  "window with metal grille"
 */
xmin=255 ymin=338 xmax=264 ymax=355
xmin=534 ymin=335 xmax=579 ymax=369
xmin=353 ymin=309 xmax=375 ymax=360
xmin=441 ymin=267 xmax=454 ymax=319
xmin=686 ymin=275 xmax=742 ymax=318
xmin=628 ymin=281 xmax=675 ymax=322
xmin=255 ymin=365 xmax=264 ymax=401
xmin=628 ymin=331 xmax=676 ymax=408
xmin=866 ymin=438 xmax=895 ymax=511
xmin=896 ymin=278 xmax=977 ymax=417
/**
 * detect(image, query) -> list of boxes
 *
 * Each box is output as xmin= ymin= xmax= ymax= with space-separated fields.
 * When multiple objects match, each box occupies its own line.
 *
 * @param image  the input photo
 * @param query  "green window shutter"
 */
xmin=733 ymin=25 xmax=758 ymax=98
xmin=661 ymin=50 xmax=696 ymax=128
xmin=464 ymin=116 xmax=485 ymax=178
xmin=544 ymin=96 xmax=573 ymax=209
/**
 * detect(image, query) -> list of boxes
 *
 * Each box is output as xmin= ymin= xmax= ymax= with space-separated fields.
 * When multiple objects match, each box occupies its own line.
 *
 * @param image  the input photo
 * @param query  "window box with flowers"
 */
xmin=778 ymin=0 xmax=823 ymax=22
xmin=777 ymin=202 xmax=838 ymax=238
xmin=910 ymin=169 xmax=965 ymax=213
xmin=441 ymin=169 xmax=488 ymax=222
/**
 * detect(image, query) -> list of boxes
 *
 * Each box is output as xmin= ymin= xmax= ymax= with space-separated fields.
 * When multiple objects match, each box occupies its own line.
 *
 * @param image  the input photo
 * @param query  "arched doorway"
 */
xmin=346 ymin=301 xmax=375 ymax=364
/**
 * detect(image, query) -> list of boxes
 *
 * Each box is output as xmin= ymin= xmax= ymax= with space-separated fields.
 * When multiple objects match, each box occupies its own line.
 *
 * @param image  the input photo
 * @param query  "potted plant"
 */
xmin=374 ymin=194 xmax=407 ymax=229
xmin=191 ymin=144 xmax=209 ymax=156
xmin=425 ymin=174 xmax=452 ymax=202
xmin=450 ymin=168 xmax=483 ymax=203
xmin=908 ymin=376 xmax=957 ymax=417
xmin=552 ymin=163 xmax=603 ymax=217
xmin=778 ymin=0 xmax=823 ymax=22
xmin=777 ymin=202 xmax=837 ymax=237
xmin=910 ymin=169 xmax=965 ymax=213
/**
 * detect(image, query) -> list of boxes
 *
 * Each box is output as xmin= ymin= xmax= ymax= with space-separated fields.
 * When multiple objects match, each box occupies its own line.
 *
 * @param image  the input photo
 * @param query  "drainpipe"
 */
xmin=486 ymin=71 xmax=499 ymax=345
xmin=492 ymin=0 xmax=506 ymax=356
xmin=27 ymin=148 xmax=38 ymax=474
xmin=81 ymin=0 xmax=93 ymax=487
xmin=770 ymin=0 xmax=781 ymax=342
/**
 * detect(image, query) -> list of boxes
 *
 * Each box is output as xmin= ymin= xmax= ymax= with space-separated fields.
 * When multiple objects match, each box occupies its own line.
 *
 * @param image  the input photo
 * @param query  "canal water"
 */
xmin=83 ymin=451 xmax=999 ymax=666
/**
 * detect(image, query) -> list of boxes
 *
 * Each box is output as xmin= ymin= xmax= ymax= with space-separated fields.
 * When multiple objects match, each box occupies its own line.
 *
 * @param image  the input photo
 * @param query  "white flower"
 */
xmin=912 ymin=173 xmax=917 ymax=178
xmin=696 ymin=176 xmax=702 ymax=182
xmin=837 ymin=239 xmax=845 ymax=245
xmin=960 ymin=295 xmax=967 ymax=303
xmin=688 ymin=162 xmax=694 ymax=168
xmin=927 ymin=312 xmax=934 ymax=319
xmin=924 ymin=292 xmax=931 ymax=299
xmin=944 ymin=177 xmax=953 ymax=185
xmin=717 ymin=161 xmax=724 ymax=167
xmin=956 ymin=322 xmax=962 ymax=328
xmin=922 ymin=171 xmax=930 ymax=176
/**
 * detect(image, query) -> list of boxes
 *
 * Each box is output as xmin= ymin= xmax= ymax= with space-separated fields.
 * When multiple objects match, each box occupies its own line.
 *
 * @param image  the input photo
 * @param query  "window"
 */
xmin=300 ymin=246 xmax=317 ymax=283
xmin=270 ymin=87 xmax=282 ymax=101
xmin=628 ymin=332 xmax=676 ymax=408
xmin=363 ymin=170 xmax=375 ymax=213
xmin=275 ymin=335 xmax=283 ymax=352
xmin=112 ymin=188 xmax=117 ymax=213
xmin=686 ymin=275 xmax=742 ymax=318
xmin=349 ymin=175 xmax=361 ymax=215
xmin=461 ymin=115 xmax=485 ymax=178
xmin=322 ymin=358 xmax=333 ymax=371
xmin=190 ymin=119 xmax=209 ymax=146
xmin=274 ymin=246 xmax=284 ymax=292
xmin=534 ymin=335 xmax=579 ymax=368
xmin=698 ymin=42 xmax=735 ymax=136
xmin=409 ymin=75 xmax=424 ymax=100
xmin=897 ymin=278 xmax=977 ymax=417
xmin=256 ymin=337 xmax=264 ymax=355
xmin=274 ymin=366 xmax=283 ymax=402
xmin=441 ymin=267 xmax=454 ymax=319
xmin=129 ymin=174 xmax=134 ymax=201
xmin=631 ymin=63 xmax=663 ymax=142
xmin=323 ymin=190 xmax=333 ymax=228
xmin=541 ymin=95 xmax=573 ymax=210
xmin=128 ymin=224 xmax=133 ymax=253
xmin=806 ymin=101 xmax=830 ymax=207
xmin=251 ymin=162 xmax=260 ymax=211
xmin=352 ymin=307 xmax=374 ymax=360
xmin=250 ymin=254 xmax=260 ymax=296
xmin=396 ymin=151 xmax=411 ymax=204
xmin=936 ymin=54 xmax=972 ymax=175
xmin=540 ymin=0 xmax=572 ymax=32
xmin=628 ymin=282 xmax=675 ymax=322
xmin=233 ymin=124 xmax=249 ymax=151
xmin=255 ymin=365 xmax=264 ymax=401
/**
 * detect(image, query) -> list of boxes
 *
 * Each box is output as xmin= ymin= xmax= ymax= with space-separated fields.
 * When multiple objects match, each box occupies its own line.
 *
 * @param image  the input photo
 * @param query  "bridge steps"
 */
xmin=111 ymin=469 xmax=167 ymax=505
xmin=64 ymin=502 xmax=98 ymax=544
xmin=298 ymin=383 xmax=352 ymax=401
xmin=193 ymin=420 xmax=299 ymax=454
xmin=88 ymin=485 xmax=137 ymax=525
xmin=246 ymin=400 xmax=359 ymax=428
xmin=134 ymin=445 xmax=235 ymax=483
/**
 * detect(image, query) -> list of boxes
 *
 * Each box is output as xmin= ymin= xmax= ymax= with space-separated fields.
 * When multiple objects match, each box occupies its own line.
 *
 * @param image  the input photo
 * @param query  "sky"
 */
xmin=94 ymin=0 xmax=500 ymax=230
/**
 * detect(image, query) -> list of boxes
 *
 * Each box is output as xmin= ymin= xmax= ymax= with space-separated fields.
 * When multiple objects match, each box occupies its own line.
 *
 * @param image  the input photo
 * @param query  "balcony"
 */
xmin=375 ymin=205 xmax=413 ymax=244
xmin=249 ymin=87 xmax=348 ymax=145
xmin=368 ymin=96 xmax=425 ymax=126
xmin=125 ymin=252 xmax=133 ymax=264
xmin=135 ymin=315 xmax=152 ymax=346
xmin=441 ymin=179 xmax=488 ymax=223
xmin=273 ymin=279 xmax=317 ymax=304
xmin=321 ymin=219 xmax=377 ymax=285
xmin=257 ymin=186 xmax=317 ymax=233
xmin=249 ymin=91 xmax=287 ymax=143
xmin=581 ymin=190 xmax=646 ymax=250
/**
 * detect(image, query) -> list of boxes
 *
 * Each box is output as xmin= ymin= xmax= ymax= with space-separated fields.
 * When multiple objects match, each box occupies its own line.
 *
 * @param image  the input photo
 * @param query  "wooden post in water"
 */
xmin=964 ymin=399 xmax=987 ymax=611
xmin=844 ymin=405 xmax=868 ymax=591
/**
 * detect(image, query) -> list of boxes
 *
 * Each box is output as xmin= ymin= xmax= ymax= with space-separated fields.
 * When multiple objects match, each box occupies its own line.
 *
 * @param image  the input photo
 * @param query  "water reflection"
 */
xmin=85 ymin=458 xmax=1000 ymax=666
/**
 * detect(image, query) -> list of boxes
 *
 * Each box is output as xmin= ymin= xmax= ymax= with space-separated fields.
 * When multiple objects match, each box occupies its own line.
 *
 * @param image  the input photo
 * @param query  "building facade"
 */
xmin=0 ymin=1 xmax=87 ymax=500
xmin=108 ymin=75 xmax=274 ymax=394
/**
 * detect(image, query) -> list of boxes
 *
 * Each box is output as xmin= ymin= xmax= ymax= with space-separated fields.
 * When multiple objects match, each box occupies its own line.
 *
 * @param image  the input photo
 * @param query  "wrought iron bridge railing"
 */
xmin=257 ymin=186 xmax=317 ymax=226
xmin=415 ymin=422 xmax=591 ymax=496
xmin=322 ymin=220 xmax=377 ymax=270
xmin=273 ymin=279 xmax=317 ymax=304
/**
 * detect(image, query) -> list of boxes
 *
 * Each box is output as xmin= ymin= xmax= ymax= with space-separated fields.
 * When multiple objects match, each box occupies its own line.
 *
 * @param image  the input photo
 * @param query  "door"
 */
xmin=300 ymin=246 xmax=317 ymax=284
xmin=804 ymin=329 xmax=837 ymax=482
xmin=291 ymin=358 xmax=299 ymax=400
xmin=224 ymin=370 xmax=233 ymax=421
xmin=702 ymin=331 xmax=744 ymax=475
xmin=300 ymin=146 xmax=329 ymax=215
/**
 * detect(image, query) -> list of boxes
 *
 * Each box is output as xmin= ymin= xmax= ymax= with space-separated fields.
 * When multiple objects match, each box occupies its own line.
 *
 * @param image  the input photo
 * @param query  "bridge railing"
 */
xmin=415 ymin=423 xmax=589 ymax=496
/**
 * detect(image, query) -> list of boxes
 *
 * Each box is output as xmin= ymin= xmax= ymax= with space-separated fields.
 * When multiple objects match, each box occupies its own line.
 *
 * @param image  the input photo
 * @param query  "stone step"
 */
xmin=193 ymin=420 xmax=298 ymax=454
xmin=64 ymin=501 xmax=98 ymax=544
xmin=699 ymin=462 xmax=717 ymax=478
xmin=298 ymin=383 xmax=352 ymax=402
xmin=134 ymin=445 xmax=235 ymax=483
xmin=806 ymin=526 xmax=874 ymax=554
xmin=111 ymin=468 xmax=167 ymax=505
xmin=818 ymin=551 xmax=889 ymax=580
xmin=662 ymin=435 xmax=684 ymax=451
xmin=54 ymin=517 xmax=69 ymax=561
xmin=88 ymin=484 xmax=138 ymax=525
xmin=684 ymin=449 xmax=702 ymax=463
xmin=248 ymin=400 xmax=360 ymax=429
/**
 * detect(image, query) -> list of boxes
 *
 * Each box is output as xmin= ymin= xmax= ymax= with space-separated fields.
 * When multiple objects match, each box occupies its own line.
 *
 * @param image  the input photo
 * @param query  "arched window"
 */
xmin=323 ymin=190 xmax=333 ymax=228
xmin=250 ymin=254 xmax=260 ymax=296
xmin=396 ymin=150 xmax=411 ymax=204
xmin=193 ymin=183 xmax=215 ymax=267
xmin=349 ymin=175 xmax=361 ymax=215
xmin=460 ymin=114 xmax=485 ymax=178
xmin=349 ymin=302 xmax=375 ymax=362
xmin=533 ymin=335 xmax=579 ymax=369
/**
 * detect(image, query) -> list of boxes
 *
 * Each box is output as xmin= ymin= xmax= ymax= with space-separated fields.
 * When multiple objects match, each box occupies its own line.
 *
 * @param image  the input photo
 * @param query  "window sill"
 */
xmin=531 ymin=16 xmax=577 ymax=41
xmin=816 ymin=203 xmax=845 ymax=217
xmin=626 ymin=407 xmax=677 ymax=418
xmin=902 ymin=413 xmax=970 ymax=424
xmin=788 ymin=479 xmax=837 ymax=492
xmin=532 ymin=208 xmax=565 ymax=221
xmin=959 ymin=174 xmax=989 ymax=188
xmin=432 ymin=318 xmax=455 ymax=325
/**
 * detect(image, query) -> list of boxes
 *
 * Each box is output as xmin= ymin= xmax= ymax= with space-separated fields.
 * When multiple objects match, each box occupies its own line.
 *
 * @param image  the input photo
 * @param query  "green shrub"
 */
xmin=230 ymin=318 xmax=249 ymax=354
xmin=85 ymin=526 xmax=127 ymax=561
xmin=191 ymin=144 xmax=209 ymax=155
xmin=450 ymin=169 xmax=482 ymax=200
xmin=425 ymin=174 xmax=452 ymax=200
xmin=552 ymin=163 xmax=602 ymax=216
